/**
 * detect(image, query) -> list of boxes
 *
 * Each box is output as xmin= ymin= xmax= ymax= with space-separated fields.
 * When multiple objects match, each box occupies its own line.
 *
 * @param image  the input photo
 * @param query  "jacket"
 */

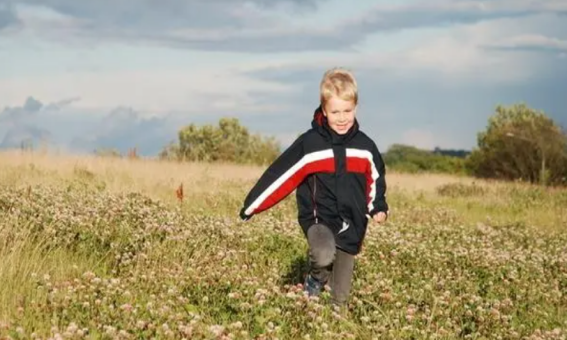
xmin=239 ymin=106 xmax=388 ymax=255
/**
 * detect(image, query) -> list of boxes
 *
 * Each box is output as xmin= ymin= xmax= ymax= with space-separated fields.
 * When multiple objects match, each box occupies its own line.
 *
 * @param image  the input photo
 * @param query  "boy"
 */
xmin=239 ymin=67 xmax=388 ymax=306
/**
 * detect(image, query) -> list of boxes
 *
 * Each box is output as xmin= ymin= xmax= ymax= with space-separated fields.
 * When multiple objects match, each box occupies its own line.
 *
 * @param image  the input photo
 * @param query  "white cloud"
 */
xmin=484 ymin=34 xmax=567 ymax=52
xmin=241 ymin=15 xmax=565 ymax=84
xmin=0 ymin=68 xmax=295 ymax=112
xmin=3 ymin=11 xmax=564 ymax=120
xmin=1 ymin=0 xmax=565 ymax=52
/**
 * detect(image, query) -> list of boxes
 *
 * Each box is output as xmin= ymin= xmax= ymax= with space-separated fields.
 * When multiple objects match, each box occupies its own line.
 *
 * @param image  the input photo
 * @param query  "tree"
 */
xmin=160 ymin=117 xmax=281 ymax=166
xmin=466 ymin=103 xmax=567 ymax=185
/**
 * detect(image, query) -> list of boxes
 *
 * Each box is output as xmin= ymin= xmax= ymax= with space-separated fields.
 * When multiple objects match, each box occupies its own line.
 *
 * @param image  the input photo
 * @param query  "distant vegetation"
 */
xmin=90 ymin=102 xmax=567 ymax=186
xmin=385 ymin=103 xmax=567 ymax=186
xmin=158 ymin=117 xmax=281 ymax=166
xmin=467 ymin=103 xmax=567 ymax=186
xmin=7 ymin=102 xmax=564 ymax=186
xmin=153 ymin=103 xmax=565 ymax=186
xmin=383 ymin=144 xmax=470 ymax=175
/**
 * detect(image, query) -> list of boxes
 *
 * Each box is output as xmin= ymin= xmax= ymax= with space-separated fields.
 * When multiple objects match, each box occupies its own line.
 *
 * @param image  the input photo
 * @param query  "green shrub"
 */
xmin=466 ymin=103 xmax=567 ymax=186
xmin=160 ymin=118 xmax=280 ymax=166
xmin=383 ymin=144 xmax=469 ymax=175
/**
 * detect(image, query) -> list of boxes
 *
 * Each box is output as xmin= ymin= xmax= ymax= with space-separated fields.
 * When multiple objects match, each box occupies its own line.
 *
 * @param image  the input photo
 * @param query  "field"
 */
xmin=1 ymin=150 xmax=566 ymax=340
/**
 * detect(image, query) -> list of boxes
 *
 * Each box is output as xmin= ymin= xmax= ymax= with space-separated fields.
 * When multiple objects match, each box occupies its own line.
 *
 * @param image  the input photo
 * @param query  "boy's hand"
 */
xmin=372 ymin=211 xmax=387 ymax=224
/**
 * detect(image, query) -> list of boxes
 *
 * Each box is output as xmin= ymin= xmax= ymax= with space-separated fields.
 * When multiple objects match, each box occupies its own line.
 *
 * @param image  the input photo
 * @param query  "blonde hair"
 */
xmin=319 ymin=67 xmax=358 ymax=106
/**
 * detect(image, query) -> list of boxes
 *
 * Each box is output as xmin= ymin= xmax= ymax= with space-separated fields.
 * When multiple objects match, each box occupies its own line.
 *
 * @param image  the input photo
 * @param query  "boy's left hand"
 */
xmin=372 ymin=212 xmax=387 ymax=224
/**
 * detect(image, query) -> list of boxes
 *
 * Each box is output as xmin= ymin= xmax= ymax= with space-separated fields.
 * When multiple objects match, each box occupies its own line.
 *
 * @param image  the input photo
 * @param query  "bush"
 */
xmin=436 ymin=182 xmax=489 ymax=198
xmin=159 ymin=118 xmax=281 ymax=166
xmin=466 ymin=103 xmax=567 ymax=186
xmin=383 ymin=144 xmax=469 ymax=175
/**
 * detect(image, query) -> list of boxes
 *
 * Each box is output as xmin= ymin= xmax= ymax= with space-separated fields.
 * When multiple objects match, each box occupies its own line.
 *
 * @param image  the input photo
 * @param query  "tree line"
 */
xmin=384 ymin=103 xmax=566 ymax=186
xmin=99 ymin=103 xmax=566 ymax=186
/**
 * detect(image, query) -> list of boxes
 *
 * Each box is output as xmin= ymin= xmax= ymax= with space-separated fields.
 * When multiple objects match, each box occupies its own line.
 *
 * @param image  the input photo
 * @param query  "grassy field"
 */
xmin=0 ymin=150 xmax=566 ymax=340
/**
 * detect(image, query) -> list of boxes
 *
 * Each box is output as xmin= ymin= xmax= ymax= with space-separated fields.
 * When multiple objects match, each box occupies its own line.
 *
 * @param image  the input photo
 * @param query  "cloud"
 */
xmin=0 ymin=96 xmax=51 ymax=148
xmin=10 ymin=0 xmax=322 ymax=34
xmin=0 ymin=97 xmax=176 ymax=154
xmin=232 ymin=19 xmax=567 ymax=150
xmin=0 ymin=95 xmax=281 ymax=155
xmin=1 ymin=126 xmax=51 ymax=149
xmin=4 ymin=0 xmax=566 ymax=52
xmin=483 ymin=34 xmax=567 ymax=53
xmin=0 ymin=96 xmax=43 ymax=126
xmin=346 ymin=0 xmax=567 ymax=35
xmin=237 ymin=10 xmax=567 ymax=85
xmin=0 ymin=96 xmax=80 ymax=125
xmin=44 ymin=96 xmax=81 ymax=110
xmin=0 ymin=5 xmax=19 ymax=31
xmin=0 ymin=93 xmax=314 ymax=155
xmin=70 ymin=107 xmax=176 ymax=155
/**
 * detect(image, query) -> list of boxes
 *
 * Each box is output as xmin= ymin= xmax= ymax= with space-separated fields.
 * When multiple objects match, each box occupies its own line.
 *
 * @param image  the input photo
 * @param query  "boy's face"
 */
xmin=323 ymin=96 xmax=356 ymax=135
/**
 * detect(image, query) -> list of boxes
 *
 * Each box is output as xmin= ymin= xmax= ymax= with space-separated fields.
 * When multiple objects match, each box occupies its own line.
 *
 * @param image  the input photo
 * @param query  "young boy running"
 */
xmin=239 ymin=67 xmax=388 ymax=306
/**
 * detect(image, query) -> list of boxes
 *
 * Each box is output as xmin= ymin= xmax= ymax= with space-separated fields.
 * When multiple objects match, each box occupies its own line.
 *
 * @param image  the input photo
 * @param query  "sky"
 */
xmin=1 ymin=0 xmax=566 ymax=155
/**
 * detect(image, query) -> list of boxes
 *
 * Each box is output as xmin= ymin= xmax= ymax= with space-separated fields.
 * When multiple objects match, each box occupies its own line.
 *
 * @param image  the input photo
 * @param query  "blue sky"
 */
xmin=1 ymin=0 xmax=566 ymax=155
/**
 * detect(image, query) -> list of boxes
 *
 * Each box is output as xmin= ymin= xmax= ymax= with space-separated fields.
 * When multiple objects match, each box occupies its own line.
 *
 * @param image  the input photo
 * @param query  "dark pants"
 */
xmin=307 ymin=223 xmax=355 ymax=305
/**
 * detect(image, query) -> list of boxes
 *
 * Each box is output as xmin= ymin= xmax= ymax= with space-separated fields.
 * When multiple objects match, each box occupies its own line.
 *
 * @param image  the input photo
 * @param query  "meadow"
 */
xmin=0 ymin=150 xmax=566 ymax=340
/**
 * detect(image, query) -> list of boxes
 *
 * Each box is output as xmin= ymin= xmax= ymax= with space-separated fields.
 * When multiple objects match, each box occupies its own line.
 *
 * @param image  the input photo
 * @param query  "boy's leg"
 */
xmin=329 ymin=248 xmax=355 ymax=306
xmin=304 ymin=223 xmax=335 ymax=296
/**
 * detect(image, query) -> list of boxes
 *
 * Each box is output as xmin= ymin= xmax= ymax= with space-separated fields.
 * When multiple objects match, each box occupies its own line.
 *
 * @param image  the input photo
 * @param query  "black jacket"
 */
xmin=239 ymin=106 xmax=388 ymax=255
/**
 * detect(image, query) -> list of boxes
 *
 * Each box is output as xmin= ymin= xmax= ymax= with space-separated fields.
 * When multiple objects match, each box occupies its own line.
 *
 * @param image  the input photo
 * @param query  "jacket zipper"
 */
xmin=312 ymin=175 xmax=318 ymax=224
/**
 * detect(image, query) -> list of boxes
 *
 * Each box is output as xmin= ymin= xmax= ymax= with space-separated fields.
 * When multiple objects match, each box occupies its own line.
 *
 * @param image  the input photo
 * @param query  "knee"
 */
xmin=311 ymin=246 xmax=335 ymax=267
xmin=308 ymin=224 xmax=335 ymax=267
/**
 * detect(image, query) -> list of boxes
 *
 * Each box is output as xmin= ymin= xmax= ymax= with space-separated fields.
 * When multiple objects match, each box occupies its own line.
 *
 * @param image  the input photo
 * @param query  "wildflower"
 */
xmin=230 ymin=321 xmax=243 ymax=329
xmin=209 ymin=325 xmax=225 ymax=337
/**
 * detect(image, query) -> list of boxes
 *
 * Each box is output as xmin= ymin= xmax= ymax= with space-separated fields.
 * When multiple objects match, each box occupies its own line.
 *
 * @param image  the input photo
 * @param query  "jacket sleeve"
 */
xmin=368 ymin=141 xmax=389 ymax=217
xmin=239 ymin=133 xmax=307 ymax=220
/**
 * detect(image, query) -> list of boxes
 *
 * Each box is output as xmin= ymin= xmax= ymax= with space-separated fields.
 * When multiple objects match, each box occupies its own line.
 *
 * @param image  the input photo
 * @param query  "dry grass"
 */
xmin=0 ymin=150 xmax=479 ymax=194
xmin=0 ymin=150 xmax=262 ymax=203
xmin=0 ymin=150 xmax=262 ymax=182
xmin=2 ymin=149 xmax=564 ymax=229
